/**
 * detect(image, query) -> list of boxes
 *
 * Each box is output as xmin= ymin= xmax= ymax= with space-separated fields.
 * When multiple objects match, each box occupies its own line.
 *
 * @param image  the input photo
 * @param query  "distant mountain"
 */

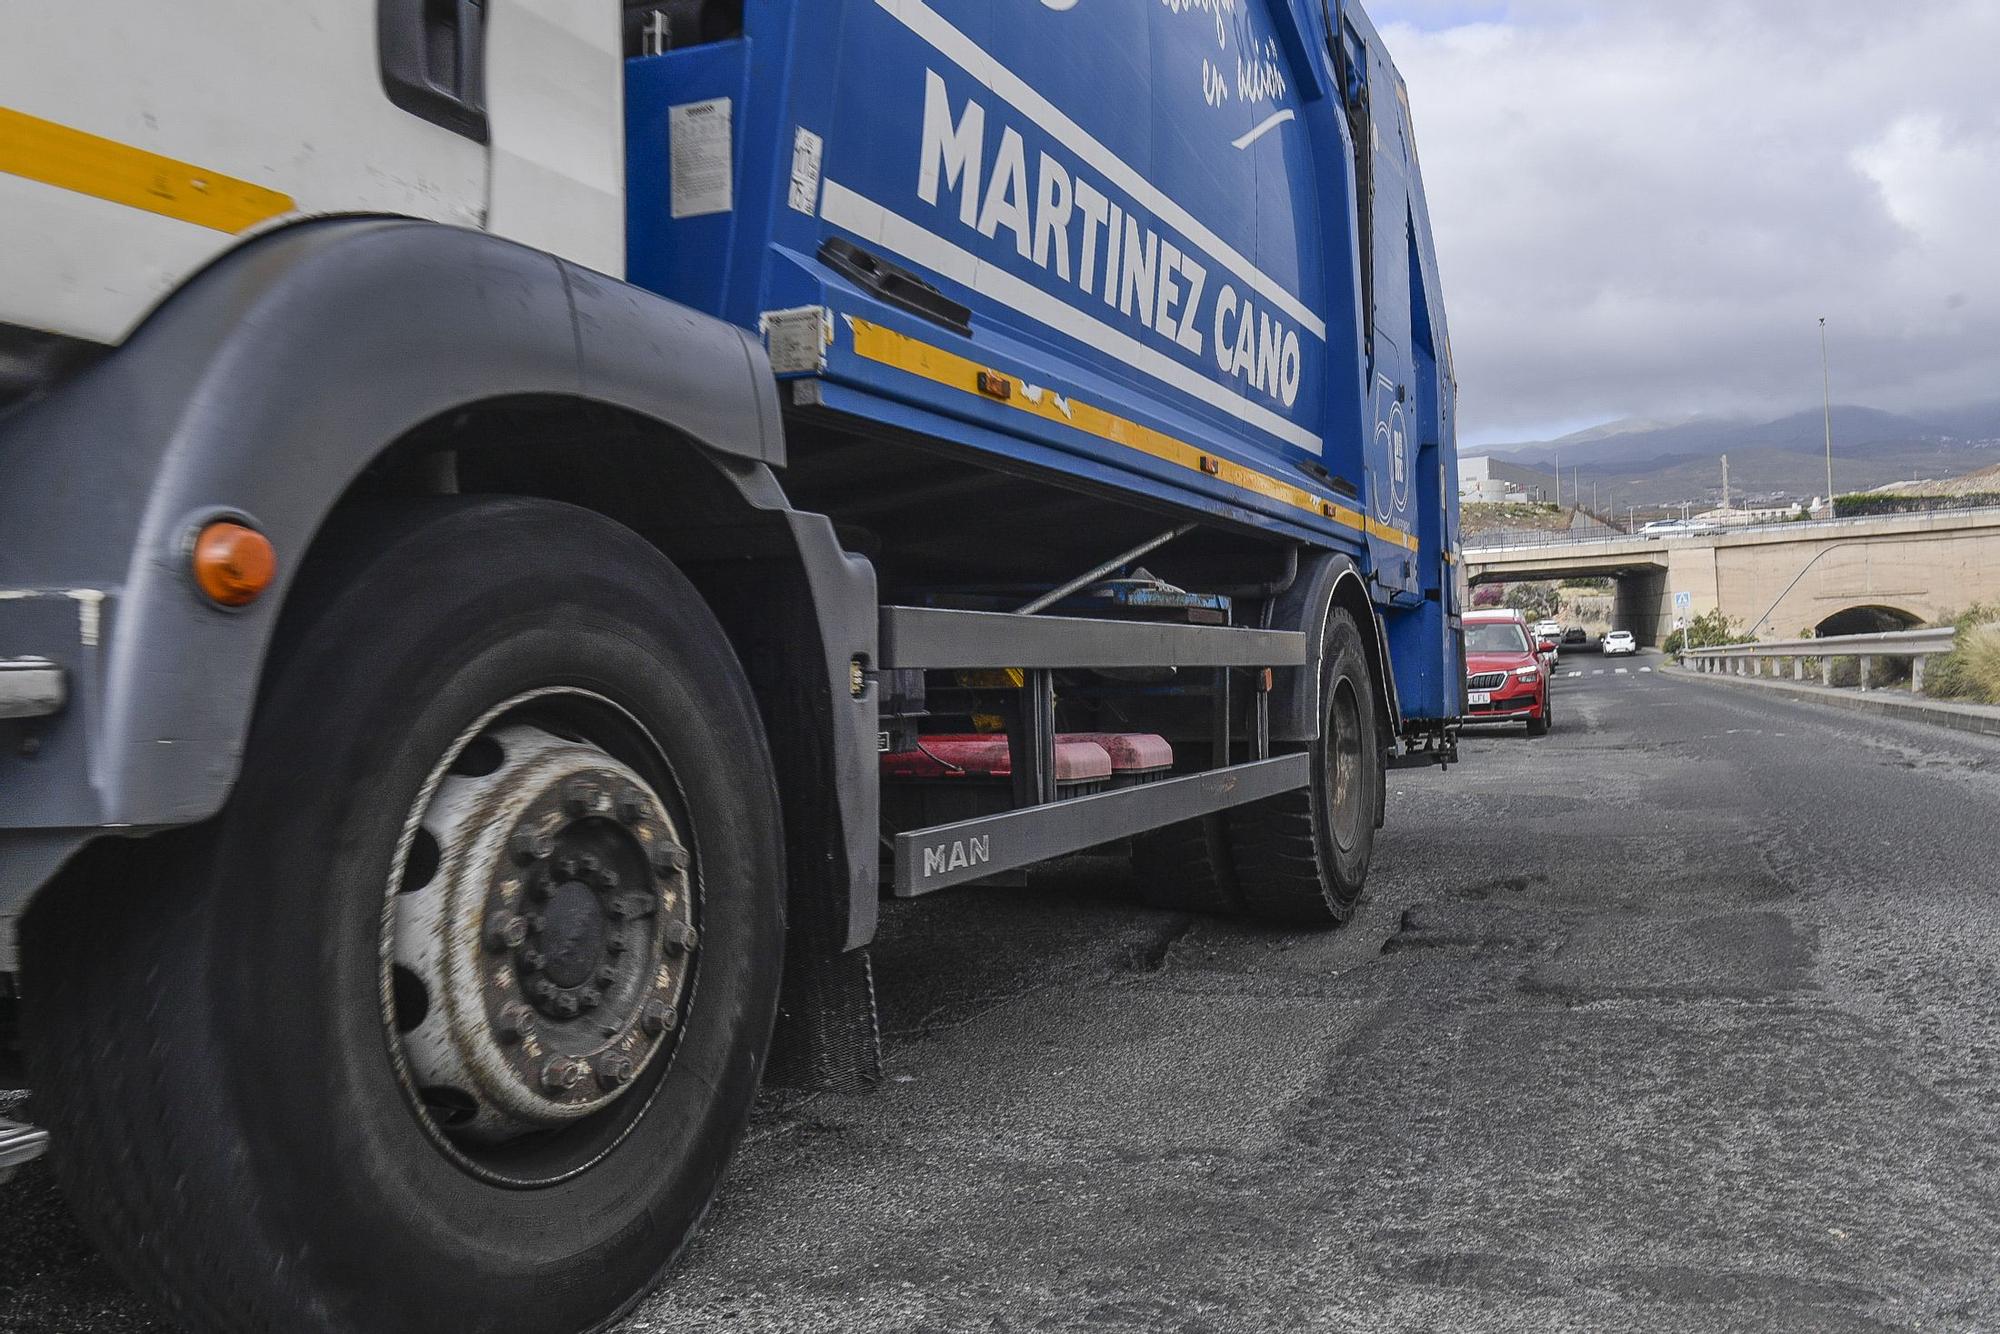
xmin=1475 ymin=402 xmax=2000 ymax=510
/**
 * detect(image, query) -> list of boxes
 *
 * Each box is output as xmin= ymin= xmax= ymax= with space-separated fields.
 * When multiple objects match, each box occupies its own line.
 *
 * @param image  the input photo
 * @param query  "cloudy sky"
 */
xmin=1368 ymin=0 xmax=2000 ymax=446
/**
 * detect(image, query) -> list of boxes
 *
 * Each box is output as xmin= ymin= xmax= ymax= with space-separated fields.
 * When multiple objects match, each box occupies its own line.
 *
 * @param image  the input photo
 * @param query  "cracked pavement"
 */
xmin=6 ymin=653 xmax=2000 ymax=1331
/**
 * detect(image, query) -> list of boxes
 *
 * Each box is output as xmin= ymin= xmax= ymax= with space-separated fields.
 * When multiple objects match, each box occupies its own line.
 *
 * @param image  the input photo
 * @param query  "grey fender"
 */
xmin=1267 ymin=551 xmax=1400 ymax=744
xmin=0 ymin=219 xmax=877 ymax=954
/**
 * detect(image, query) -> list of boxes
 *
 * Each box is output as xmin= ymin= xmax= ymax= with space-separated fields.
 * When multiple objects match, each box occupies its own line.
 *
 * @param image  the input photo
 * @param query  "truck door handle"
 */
xmin=378 ymin=0 xmax=489 ymax=143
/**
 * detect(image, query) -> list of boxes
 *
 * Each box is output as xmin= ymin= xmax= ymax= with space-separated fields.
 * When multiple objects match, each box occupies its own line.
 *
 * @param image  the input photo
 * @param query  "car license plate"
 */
xmin=1468 ymin=691 xmax=1493 ymax=706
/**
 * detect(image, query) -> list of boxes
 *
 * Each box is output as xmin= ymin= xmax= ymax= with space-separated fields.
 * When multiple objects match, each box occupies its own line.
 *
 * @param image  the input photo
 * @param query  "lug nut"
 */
xmin=597 ymin=1054 xmax=636 ymax=1090
xmin=616 ymin=791 xmax=648 ymax=824
xmin=594 ymin=963 xmax=618 ymax=987
xmin=554 ymin=856 xmax=581 ymax=880
xmin=605 ymin=928 xmax=630 ymax=955
xmin=606 ymin=894 xmax=658 ymax=921
xmin=542 ymin=1057 xmax=586 ymax=1093
xmin=510 ymin=829 xmax=553 ymax=864
xmin=664 ymin=922 xmax=699 ymax=957
xmin=641 ymin=998 xmax=677 ymax=1036
xmin=485 ymin=913 xmax=529 ymax=953
xmin=562 ymin=783 xmax=594 ymax=817
xmin=552 ymin=992 xmax=581 ymax=1018
xmin=578 ymin=987 xmax=603 ymax=1011
xmin=497 ymin=1003 xmax=536 ymax=1044
xmin=519 ymin=946 xmax=547 ymax=974
xmin=651 ymin=841 xmax=689 ymax=875
xmin=530 ymin=977 xmax=558 ymax=1001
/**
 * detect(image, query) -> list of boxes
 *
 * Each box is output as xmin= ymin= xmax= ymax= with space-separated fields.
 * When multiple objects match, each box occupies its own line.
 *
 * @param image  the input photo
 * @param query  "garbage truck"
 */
xmin=0 ymin=1 xmax=1462 ymax=1328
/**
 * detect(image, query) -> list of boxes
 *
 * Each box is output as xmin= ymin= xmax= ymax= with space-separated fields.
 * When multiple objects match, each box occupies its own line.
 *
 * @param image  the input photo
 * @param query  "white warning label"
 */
xmin=669 ymin=98 xmax=733 ymax=219
xmin=788 ymin=126 xmax=825 ymax=214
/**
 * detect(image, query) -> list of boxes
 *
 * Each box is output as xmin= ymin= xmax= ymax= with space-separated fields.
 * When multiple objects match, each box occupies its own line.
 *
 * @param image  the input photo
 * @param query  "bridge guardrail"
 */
xmin=1681 ymin=626 xmax=1958 ymax=694
xmin=1463 ymin=503 xmax=2000 ymax=556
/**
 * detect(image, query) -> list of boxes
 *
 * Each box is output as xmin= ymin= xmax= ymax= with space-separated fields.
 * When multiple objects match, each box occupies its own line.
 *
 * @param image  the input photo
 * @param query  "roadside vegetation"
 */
xmin=1663 ymin=608 xmax=1743 ymax=657
xmin=1504 ymin=581 xmax=1562 ymax=620
xmin=1923 ymin=606 xmax=2000 ymax=705
xmin=1460 ymin=501 xmax=1563 ymax=532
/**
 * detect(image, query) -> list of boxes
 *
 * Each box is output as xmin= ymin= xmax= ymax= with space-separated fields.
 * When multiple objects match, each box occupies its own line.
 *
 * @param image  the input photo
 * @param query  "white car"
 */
xmin=1602 ymin=630 xmax=1638 ymax=656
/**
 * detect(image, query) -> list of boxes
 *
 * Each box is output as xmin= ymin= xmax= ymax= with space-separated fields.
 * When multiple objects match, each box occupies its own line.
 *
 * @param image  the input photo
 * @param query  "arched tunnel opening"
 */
xmin=1814 ymin=605 xmax=1923 ymax=638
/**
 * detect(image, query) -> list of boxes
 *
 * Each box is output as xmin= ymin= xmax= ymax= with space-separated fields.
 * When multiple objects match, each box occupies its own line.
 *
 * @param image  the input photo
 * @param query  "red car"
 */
xmin=1462 ymin=609 xmax=1552 ymax=736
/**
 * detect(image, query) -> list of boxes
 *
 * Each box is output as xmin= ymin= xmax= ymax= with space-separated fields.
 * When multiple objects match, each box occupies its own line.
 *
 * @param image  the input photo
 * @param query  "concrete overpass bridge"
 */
xmin=1463 ymin=506 xmax=2000 ymax=646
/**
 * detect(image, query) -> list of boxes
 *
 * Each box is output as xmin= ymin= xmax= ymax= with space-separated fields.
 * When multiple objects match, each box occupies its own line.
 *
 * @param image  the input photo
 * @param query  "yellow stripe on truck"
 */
xmin=845 ymin=317 xmax=1421 ymax=552
xmin=0 ymin=106 xmax=294 ymax=234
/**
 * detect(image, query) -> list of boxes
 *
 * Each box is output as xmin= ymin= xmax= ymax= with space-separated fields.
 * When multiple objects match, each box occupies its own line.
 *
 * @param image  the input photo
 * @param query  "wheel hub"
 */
xmin=390 ymin=722 xmax=698 ymax=1143
xmin=532 ymin=879 xmax=605 ymax=993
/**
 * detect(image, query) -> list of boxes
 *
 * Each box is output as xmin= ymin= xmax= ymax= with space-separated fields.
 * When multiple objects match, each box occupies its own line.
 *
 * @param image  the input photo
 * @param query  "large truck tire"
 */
xmin=1226 ymin=606 xmax=1381 ymax=925
xmin=20 ymin=497 xmax=786 ymax=1334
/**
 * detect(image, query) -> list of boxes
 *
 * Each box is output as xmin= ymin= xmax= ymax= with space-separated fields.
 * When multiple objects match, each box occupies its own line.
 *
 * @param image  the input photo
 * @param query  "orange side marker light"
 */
xmin=192 ymin=521 xmax=276 ymax=607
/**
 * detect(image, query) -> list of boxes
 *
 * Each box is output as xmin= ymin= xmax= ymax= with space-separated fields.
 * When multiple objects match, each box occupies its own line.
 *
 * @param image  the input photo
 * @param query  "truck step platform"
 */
xmin=890 ymin=753 xmax=1308 ymax=897
xmin=0 ymin=1115 xmax=50 ymax=1183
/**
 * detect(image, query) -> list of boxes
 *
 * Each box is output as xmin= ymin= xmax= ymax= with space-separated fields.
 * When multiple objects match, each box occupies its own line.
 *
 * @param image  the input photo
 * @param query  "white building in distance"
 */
xmin=1459 ymin=456 xmax=1557 ymax=504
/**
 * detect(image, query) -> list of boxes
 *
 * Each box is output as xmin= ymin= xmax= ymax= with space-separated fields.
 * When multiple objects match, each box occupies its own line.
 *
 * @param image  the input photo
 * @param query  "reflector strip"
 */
xmin=844 ymin=317 xmax=1422 ymax=552
xmin=0 ymin=106 xmax=295 ymax=234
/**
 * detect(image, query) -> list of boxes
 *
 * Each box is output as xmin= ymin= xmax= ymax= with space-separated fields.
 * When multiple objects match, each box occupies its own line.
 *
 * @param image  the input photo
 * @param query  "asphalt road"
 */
xmin=8 ymin=649 xmax=2000 ymax=1331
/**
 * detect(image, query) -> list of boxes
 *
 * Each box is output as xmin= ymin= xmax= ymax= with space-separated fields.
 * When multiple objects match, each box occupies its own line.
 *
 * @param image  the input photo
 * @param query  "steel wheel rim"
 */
xmin=1328 ymin=676 xmax=1365 ymax=853
xmin=379 ymin=687 xmax=702 ymax=1188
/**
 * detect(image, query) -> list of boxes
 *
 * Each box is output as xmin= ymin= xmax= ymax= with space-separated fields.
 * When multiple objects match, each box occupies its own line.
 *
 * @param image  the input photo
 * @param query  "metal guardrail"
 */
xmin=1681 ymin=626 xmax=1958 ymax=693
xmin=1463 ymin=503 xmax=2000 ymax=556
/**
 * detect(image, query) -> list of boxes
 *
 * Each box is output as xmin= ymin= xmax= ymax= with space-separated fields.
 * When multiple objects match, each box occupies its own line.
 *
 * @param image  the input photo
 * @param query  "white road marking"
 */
xmin=1639 ymin=667 xmax=1653 ymax=673
xmin=1568 ymin=671 xmax=1583 ymax=678
xmin=1593 ymin=670 xmax=1605 ymax=676
xmin=1616 ymin=668 xmax=1630 ymax=674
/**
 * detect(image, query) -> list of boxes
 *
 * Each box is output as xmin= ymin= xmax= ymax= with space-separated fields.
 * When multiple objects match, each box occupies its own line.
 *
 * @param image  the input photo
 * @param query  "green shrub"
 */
xmin=1664 ymin=608 xmax=1741 ymax=657
xmin=1504 ymin=581 xmax=1561 ymax=620
xmin=1926 ymin=608 xmax=2000 ymax=704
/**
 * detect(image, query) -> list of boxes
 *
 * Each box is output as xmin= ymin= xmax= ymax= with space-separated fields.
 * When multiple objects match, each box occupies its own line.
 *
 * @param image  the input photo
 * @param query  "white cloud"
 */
xmin=1376 ymin=0 xmax=2000 ymax=441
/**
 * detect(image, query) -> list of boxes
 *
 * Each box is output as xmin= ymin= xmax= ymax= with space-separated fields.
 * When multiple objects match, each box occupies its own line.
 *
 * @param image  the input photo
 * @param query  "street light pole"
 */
xmin=1819 ymin=317 xmax=1836 ymax=515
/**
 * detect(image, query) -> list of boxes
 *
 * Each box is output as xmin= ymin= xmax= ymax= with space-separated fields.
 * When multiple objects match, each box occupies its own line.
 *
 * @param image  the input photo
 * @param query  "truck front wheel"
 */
xmin=21 ymin=497 xmax=785 ymax=1334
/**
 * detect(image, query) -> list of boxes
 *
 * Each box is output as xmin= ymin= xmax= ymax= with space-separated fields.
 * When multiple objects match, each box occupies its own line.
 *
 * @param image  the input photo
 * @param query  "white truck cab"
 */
xmin=0 ymin=1 xmax=621 ymax=349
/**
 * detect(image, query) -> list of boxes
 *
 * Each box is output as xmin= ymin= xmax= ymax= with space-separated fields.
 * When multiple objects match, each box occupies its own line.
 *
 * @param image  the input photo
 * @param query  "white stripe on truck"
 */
xmin=821 ymin=179 xmax=1325 ymax=455
xmin=874 ymin=0 xmax=1327 ymax=342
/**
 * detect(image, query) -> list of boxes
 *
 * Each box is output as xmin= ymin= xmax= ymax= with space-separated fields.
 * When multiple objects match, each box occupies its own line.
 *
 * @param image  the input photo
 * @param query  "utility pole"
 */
xmin=1552 ymin=441 xmax=1560 ymax=508
xmin=1721 ymin=453 xmax=1730 ymax=512
xmin=1820 ymin=317 xmax=1836 ymax=514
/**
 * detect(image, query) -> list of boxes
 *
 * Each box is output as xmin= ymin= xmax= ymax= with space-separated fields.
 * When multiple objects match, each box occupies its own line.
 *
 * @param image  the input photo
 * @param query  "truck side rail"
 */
xmin=877 ymin=606 xmax=1309 ymax=896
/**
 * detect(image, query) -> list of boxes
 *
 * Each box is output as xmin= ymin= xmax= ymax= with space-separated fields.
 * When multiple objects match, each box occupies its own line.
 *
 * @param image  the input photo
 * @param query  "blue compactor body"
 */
xmin=626 ymin=0 xmax=1464 ymax=745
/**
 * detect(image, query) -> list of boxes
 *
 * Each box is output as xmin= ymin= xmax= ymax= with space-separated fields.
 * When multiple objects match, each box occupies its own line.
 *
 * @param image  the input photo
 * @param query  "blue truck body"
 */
xmin=625 ymin=0 xmax=1462 ymax=724
xmin=0 ymin=6 xmax=1470 ymax=1320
